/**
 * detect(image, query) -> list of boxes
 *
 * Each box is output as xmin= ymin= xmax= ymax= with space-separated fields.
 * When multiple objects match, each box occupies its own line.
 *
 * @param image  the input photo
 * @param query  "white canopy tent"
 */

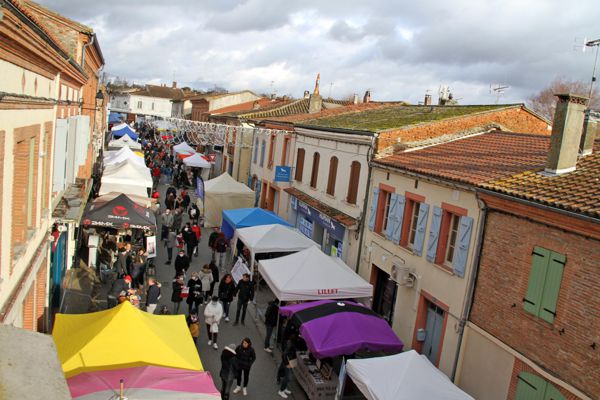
xmin=258 ymin=246 xmax=373 ymax=301
xmin=183 ymin=153 xmax=211 ymax=168
xmin=172 ymin=141 xmax=196 ymax=155
xmin=107 ymin=134 xmax=142 ymax=150
xmin=345 ymin=350 xmax=474 ymax=400
xmin=110 ymin=122 xmax=133 ymax=132
xmin=202 ymin=173 xmax=254 ymax=228
xmin=99 ymin=160 xmax=152 ymax=198
xmin=233 ymin=224 xmax=317 ymax=271
xmin=104 ymin=146 xmax=146 ymax=167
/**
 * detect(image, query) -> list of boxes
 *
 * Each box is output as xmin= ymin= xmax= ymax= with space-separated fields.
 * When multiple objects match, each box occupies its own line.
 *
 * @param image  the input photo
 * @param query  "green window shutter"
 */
xmin=516 ymin=372 xmax=546 ymax=400
xmin=543 ymin=383 xmax=566 ymax=400
xmin=523 ymin=247 xmax=551 ymax=317
xmin=539 ymin=252 xmax=566 ymax=324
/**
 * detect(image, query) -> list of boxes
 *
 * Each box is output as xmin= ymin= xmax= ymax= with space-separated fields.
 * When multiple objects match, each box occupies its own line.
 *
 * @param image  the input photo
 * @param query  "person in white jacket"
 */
xmin=204 ymin=295 xmax=224 ymax=350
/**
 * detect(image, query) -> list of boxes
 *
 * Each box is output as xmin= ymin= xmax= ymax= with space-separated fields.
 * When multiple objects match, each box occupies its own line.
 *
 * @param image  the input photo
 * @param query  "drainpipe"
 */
xmin=450 ymin=195 xmax=488 ymax=382
xmin=354 ymin=133 xmax=378 ymax=273
xmin=80 ymin=33 xmax=95 ymax=72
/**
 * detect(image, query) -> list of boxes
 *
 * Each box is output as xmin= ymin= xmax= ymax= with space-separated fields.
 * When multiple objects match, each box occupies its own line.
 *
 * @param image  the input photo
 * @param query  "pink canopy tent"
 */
xmin=67 ymin=366 xmax=220 ymax=399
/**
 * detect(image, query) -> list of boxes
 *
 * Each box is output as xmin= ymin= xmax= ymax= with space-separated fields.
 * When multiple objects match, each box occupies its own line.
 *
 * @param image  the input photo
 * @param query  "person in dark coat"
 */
xmin=115 ymin=245 xmax=132 ymax=278
xmin=186 ymin=272 xmax=203 ymax=315
xmin=220 ymin=344 xmax=238 ymax=400
xmin=108 ymin=275 xmax=132 ymax=308
xmin=209 ymin=261 xmax=219 ymax=297
xmin=165 ymin=185 xmax=177 ymax=201
xmin=218 ymin=274 xmax=236 ymax=322
xmin=188 ymin=203 xmax=200 ymax=225
xmin=233 ymin=338 xmax=256 ymax=396
xmin=146 ymin=277 xmax=161 ymax=314
xmin=172 ymin=208 xmax=183 ymax=233
xmin=181 ymin=190 xmax=191 ymax=209
xmin=213 ymin=232 xmax=229 ymax=267
xmin=174 ymin=249 xmax=190 ymax=277
xmin=233 ymin=273 xmax=254 ymax=326
xmin=208 ymin=228 xmax=220 ymax=262
xmin=171 ymin=275 xmax=185 ymax=314
xmin=263 ymin=299 xmax=280 ymax=352
xmin=277 ymin=334 xmax=298 ymax=398
xmin=181 ymin=223 xmax=198 ymax=259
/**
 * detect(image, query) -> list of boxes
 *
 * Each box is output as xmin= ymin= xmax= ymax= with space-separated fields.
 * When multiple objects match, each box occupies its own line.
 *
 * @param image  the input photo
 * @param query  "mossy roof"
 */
xmin=298 ymin=104 xmax=520 ymax=132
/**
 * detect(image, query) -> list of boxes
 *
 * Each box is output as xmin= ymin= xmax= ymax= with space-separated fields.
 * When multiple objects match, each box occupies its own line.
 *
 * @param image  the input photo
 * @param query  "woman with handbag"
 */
xmin=277 ymin=334 xmax=297 ymax=398
xmin=204 ymin=296 xmax=223 ymax=350
xmin=171 ymin=275 xmax=185 ymax=314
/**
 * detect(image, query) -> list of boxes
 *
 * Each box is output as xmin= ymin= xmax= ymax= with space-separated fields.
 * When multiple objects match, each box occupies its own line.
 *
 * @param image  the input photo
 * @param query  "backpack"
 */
xmin=215 ymin=238 xmax=227 ymax=253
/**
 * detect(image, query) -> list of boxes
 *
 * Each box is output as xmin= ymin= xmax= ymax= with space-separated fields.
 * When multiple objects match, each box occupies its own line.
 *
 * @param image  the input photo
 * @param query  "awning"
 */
xmin=83 ymin=193 xmax=156 ymax=230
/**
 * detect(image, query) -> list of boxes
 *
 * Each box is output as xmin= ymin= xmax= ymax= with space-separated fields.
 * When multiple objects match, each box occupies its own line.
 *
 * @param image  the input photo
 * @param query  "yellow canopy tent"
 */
xmin=52 ymin=301 xmax=203 ymax=378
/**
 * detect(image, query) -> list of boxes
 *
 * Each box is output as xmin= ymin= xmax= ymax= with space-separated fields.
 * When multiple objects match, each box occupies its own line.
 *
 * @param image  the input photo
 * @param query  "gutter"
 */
xmin=355 ymin=133 xmax=378 ymax=273
xmin=80 ymin=33 xmax=95 ymax=72
xmin=450 ymin=195 xmax=487 ymax=381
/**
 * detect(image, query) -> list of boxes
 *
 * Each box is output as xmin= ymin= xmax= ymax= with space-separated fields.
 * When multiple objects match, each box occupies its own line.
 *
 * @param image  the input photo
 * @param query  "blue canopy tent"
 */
xmin=112 ymin=124 xmax=138 ymax=140
xmin=221 ymin=208 xmax=291 ymax=239
xmin=108 ymin=112 xmax=125 ymax=124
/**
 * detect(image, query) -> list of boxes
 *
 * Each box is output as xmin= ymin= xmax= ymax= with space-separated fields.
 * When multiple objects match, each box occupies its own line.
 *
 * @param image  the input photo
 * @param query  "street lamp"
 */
xmin=585 ymin=38 xmax=600 ymax=103
xmin=95 ymin=90 xmax=105 ymax=108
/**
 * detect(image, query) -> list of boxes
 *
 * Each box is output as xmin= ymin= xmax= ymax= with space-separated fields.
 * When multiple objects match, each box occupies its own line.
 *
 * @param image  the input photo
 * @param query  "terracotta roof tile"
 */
xmin=374 ymin=130 xmax=550 ymax=185
xmin=131 ymin=85 xmax=184 ymax=100
xmin=284 ymin=187 xmax=358 ymax=227
xmin=238 ymin=98 xmax=353 ymax=120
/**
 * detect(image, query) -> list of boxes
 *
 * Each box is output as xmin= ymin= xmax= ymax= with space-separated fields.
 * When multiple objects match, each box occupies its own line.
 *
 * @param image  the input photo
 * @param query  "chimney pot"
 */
xmin=172 ymin=81 xmax=177 ymax=88
xmin=580 ymin=110 xmax=599 ymax=156
xmin=304 ymin=90 xmax=310 ymax=99
xmin=353 ymin=94 xmax=359 ymax=104
xmin=424 ymin=94 xmax=432 ymax=106
xmin=363 ymin=90 xmax=371 ymax=104
xmin=544 ymin=93 xmax=589 ymax=175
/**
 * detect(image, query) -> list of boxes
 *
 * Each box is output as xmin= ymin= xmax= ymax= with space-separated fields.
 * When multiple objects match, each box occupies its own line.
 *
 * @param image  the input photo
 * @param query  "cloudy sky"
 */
xmin=38 ymin=0 xmax=599 ymax=104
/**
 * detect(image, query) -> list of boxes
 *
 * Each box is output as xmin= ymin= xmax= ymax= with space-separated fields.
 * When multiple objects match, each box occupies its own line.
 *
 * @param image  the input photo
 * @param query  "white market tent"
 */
xmin=258 ymin=246 xmax=373 ymax=301
xmin=203 ymin=173 xmax=254 ymax=228
xmin=183 ymin=153 xmax=211 ymax=168
xmin=345 ymin=350 xmax=474 ymax=400
xmin=107 ymin=134 xmax=142 ymax=150
xmin=104 ymin=146 xmax=146 ymax=168
xmin=173 ymin=141 xmax=196 ymax=155
xmin=99 ymin=160 xmax=152 ymax=198
xmin=110 ymin=122 xmax=131 ymax=132
xmin=233 ymin=224 xmax=317 ymax=271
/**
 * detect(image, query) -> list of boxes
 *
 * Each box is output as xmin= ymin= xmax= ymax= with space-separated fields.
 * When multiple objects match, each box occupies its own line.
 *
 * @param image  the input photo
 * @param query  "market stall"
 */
xmin=279 ymin=300 xmax=403 ymax=400
xmin=111 ymin=123 xmax=138 ymax=140
xmin=202 ymin=173 xmax=254 ymax=228
xmin=108 ymin=134 xmax=142 ymax=150
xmin=52 ymin=301 xmax=203 ymax=378
xmin=258 ymin=246 xmax=372 ymax=301
xmin=172 ymin=141 xmax=195 ymax=155
xmin=83 ymin=193 xmax=156 ymax=231
xmin=104 ymin=146 xmax=146 ymax=168
xmin=99 ymin=159 xmax=152 ymax=198
xmin=182 ymin=152 xmax=211 ymax=168
xmin=221 ymin=207 xmax=290 ymax=239
xmin=344 ymin=350 xmax=474 ymax=400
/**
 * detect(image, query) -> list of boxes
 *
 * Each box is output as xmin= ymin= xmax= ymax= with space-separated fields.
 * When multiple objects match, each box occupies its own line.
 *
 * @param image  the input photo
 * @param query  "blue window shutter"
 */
xmin=253 ymin=138 xmax=259 ymax=163
xmin=426 ymin=206 xmax=443 ymax=262
xmin=247 ymin=174 xmax=253 ymax=188
xmin=368 ymin=188 xmax=379 ymax=231
xmin=385 ymin=193 xmax=398 ymax=240
xmin=413 ymin=203 xmax=429 ymax=256
xmin=392 ymin=195 xmax=406 ymax=244
xmin=260 ymin=140 xmax=266 ymax=166
xmin=539 ymin=252 xmax=566 ymax=323
xmin=453 ymin=215 xmax=473 ymax=278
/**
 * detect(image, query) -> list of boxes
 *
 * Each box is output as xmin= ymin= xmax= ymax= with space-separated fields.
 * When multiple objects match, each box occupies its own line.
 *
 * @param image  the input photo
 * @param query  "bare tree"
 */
xmin=527 ymin=77 xmax=600 ymax=121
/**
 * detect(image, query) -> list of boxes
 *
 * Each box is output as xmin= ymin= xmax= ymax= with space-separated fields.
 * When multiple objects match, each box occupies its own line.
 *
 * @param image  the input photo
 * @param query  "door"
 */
xmin=422 ymin=302 xmax=445 ymax=364
xmin=372 ymin=267 xmax=398 ymax=324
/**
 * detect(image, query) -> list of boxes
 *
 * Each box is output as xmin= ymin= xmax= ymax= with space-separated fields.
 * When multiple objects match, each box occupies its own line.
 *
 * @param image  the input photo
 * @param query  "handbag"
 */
xmin=180 ymin=286 xmax=189 ymax=298
xmin=288 ymin=358 xmax=298 ymax=368
xmin=210 ymin=322 xmax=219 ymax=333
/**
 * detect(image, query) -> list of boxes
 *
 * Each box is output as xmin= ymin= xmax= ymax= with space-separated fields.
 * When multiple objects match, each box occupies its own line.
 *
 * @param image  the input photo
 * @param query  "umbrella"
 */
xmin=67 ymin=366 xmax=220 ymax=399
xmin=279 ymin=300 xmax=403 ymax=358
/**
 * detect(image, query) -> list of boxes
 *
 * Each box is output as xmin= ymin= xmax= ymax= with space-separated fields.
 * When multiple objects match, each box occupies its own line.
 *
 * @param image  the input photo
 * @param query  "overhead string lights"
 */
xmin=148 ymin=117 xmax=290 ymax=148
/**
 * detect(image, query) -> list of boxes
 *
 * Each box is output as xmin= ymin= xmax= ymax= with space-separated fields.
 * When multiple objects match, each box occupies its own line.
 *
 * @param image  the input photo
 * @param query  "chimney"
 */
xmin=313 ymin=73 xmax=320 ymax=96
xmin=544 ymin=93 xmax=589 ymax=175
xmin=353 ymin=94 xmax=359 ymax=104
xmin=579 ymin=110 xmax=599 ymax=156
xmin=304 ymin=90 xmax=310 ymax=99
xmin=308 ymin=93 xmax=322 ymax=114
xmin=172 ymin=81 xmax=177 ymax=88
xmin=363 ymin=90 xmax=371 ymax=103
xmin=424 ymin=94 xmax=432 ymax=106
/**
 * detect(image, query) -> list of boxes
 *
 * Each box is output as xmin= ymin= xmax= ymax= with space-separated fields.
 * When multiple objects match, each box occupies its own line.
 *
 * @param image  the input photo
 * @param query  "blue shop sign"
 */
xmin=274 ymin=166 xmax=292 ymax=182
xmin=296 ymin=199 xmax=346 ymax=239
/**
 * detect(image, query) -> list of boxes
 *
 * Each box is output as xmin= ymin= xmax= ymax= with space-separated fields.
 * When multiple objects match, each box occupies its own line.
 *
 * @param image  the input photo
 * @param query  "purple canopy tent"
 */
xmin=279 ymin=300 xmax=403 ymax=359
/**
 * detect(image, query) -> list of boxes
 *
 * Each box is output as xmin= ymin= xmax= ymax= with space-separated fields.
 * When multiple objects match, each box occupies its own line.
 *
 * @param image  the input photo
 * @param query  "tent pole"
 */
xmin=119 ymin=378 xmax=124 ymax=399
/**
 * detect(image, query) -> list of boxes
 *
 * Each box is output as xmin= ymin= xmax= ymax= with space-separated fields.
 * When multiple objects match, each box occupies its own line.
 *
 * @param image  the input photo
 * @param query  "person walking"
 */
xmin=204 ymin=296 xmax=223 ymax=350
xmin=160 ymin=208 xmax=174 ymax=242
xmin=209 ymin=261 xmax=219 ymax=297
xmin=187 ymin=272 xmax=203 ymax=315
xmin=165 ymin=229 xmax=177 ymax=265
xmin=232 ymin=338 xmax=256 ymax=396
xmin=218 ymin=274 xmax=236 ymax=322
xmin=187 ymin=313 xmax=200 ymax=346
xmin=264 ymin=299 xmax=280 ymax=352
xmin=145 ymin=277 xmax=161 ymax=314
xmin=182 ymin=223 xmax=198 ymax=260
xmin=174 ymin=249 xmax=190 ymax=277
xmin=172 ymin=208 xmax=183 ymax=233
xmin=277 ymin=334 xmax=297 ymax=398
xmin=233 ymin=273 xmax=254 ymax=326
xmin=199 ymin=264 xmax=214 ymax=303
xmin=191 ymin=222 xmax=202 ymax=256
xmin=213 ymin=232 xmax=229 ymax=267
xmin=188 ymin=203 xmax=200 ymax=226
xmin=220 ymin=344 xmax=238 ymax=400
xmin=171 ymin=275 xmax=185 ymax=314
xmin=208 ymin=228 xmax=220 ymax=262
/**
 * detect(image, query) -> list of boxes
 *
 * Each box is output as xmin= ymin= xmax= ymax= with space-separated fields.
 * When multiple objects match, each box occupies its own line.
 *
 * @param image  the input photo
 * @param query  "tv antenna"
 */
xmin=490 ymin=84 xmax=509 ymax=104
xmin=328 ymin=82 xmax=334 ymax=99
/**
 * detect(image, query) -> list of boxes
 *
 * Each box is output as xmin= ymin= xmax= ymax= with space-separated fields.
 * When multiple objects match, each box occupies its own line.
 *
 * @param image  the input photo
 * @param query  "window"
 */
xmin=370 ymin=187 xmax=394 ymax=234
xmin=516 ymin=372 xmax=566 ymax=400
xmin=408 ymin=201 xmax=421 ymax=247
xmin=267 ymin=133 xmax=276 ymax=168
xmin=310 ymin=152 xmax=320 ymax=188
xmin=444 ymin=213 xmax=460 ymax=265
xmin=253 ymin=137 xmax=259 ymax=163
xmin=326 ymin=156 xmax=338 ymax=195
xmin=26 ymin=137 xmax=35 ymax=227
xmin=137 ymin=101 xmax=142 ymax=109
xmin=523 ymin=247 xmax=566 ymax=323
xmin=346 ymin=161 xmax=361 ymax=204
xmin=295 ymin=148 xmax=305 ymax=181
xmin=281 ymin=136 xmax=291 ymax=165
xmin=260 ymin=140 xmax=266 ymax=167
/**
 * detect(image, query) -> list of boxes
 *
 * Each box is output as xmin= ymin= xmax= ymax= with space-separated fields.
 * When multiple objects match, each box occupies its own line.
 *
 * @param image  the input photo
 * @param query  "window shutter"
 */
xmin=543 ymin=383 xmax=566 ymax=400
xmin=392 ymin=195 xmax=406 ymax=244
xmin=539 ymin=252 xmax=566 ymax=323
xmin=426 ymin=206 xmax=442 ymax=262
xmin=368 ymin=188 xmax=379 ymax=231
xmin=453 ymin=216 xmax=473 ymax=278
xmin=516 ymin=372 xmax=545 ymax=400
xmin=385 ymin=193 xmax=398 ymax=240
xmin=413 ymin=203 xmax=429 ymax=256
xmin=523 ymin=247 xmax=551 ymax=317
xmin=247 ymin=174 xmax=253 ymax=188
